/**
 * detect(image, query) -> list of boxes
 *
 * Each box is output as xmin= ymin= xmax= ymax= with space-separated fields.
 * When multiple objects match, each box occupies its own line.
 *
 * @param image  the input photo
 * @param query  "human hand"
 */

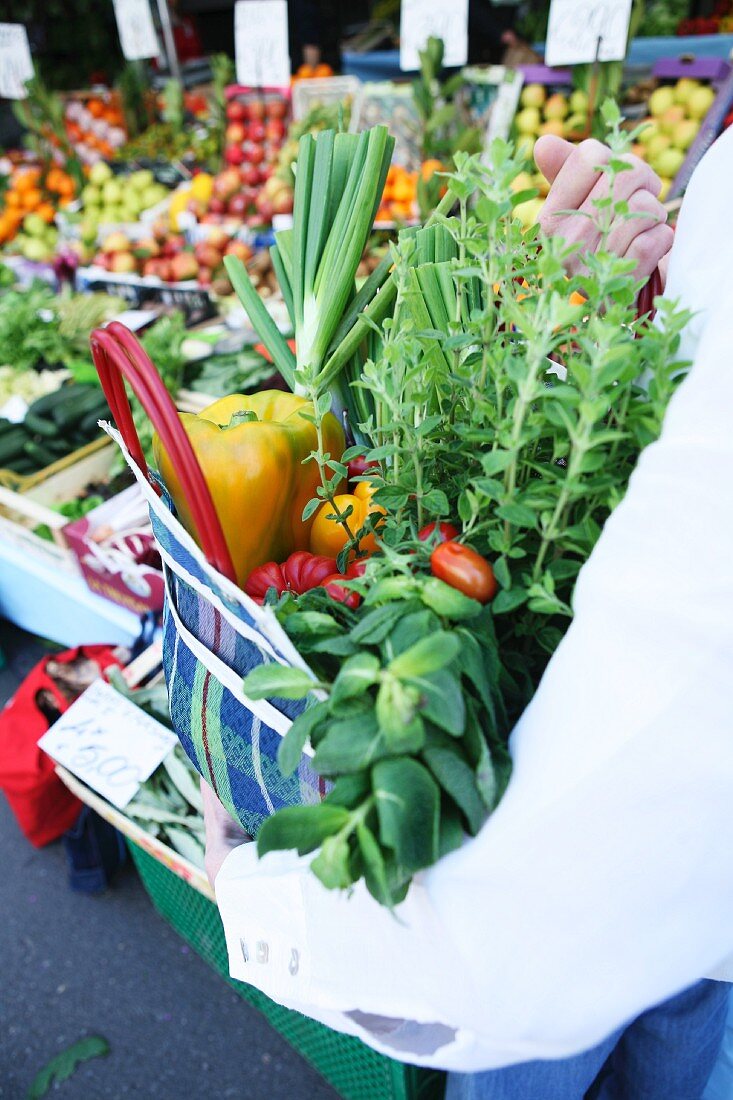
xmin=201 ymin=778 xmax=251 ymax=888
xmin=534 ymin=135 xmax=674 ymax=285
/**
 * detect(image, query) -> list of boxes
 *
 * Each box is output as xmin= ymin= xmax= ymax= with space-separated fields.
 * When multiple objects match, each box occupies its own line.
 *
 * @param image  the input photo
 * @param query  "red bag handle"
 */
xmin=89 ymin=322 xmax=237 ymax=584
xmin=635 ymin=265 xmax=663 ymax=323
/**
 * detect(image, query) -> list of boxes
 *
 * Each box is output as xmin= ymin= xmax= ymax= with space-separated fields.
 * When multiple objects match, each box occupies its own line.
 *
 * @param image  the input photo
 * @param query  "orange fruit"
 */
xmin=5 ymin=190 xmax=21 ymax=208
xmin=57 ymin=173 xmax=75 ymax=198
xmin=22 ymin=188 xmax=42 ymax=210
xmin=87 ymin=98 xmax=105 ymax=118
xmin=36 ymin=202 xmax=56 ymax=223
xmin=420 ymin=158 xmax=444 ymax=181
xmin=314 ymin=64 xmax=333 ymax=77
xmin=14 ymin=168 xmax=41 ymax=193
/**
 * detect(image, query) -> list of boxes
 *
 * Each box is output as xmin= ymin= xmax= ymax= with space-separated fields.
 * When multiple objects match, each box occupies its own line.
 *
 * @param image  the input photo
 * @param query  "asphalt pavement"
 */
xmin=0 ymin=622 xmax=338 ymax=1100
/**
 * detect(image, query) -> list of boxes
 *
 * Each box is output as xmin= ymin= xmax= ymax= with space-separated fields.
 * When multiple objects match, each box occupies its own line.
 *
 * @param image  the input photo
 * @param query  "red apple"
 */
xmin=226 ymin=100 xmax=247 ymax=122
xmin=242 ymin=186 xmax=259 ymax=207
xmin=248 ymin=144 xmax=265 ymax=166
xmin=205 ymin=227 xmax=231 ymax=251
xmin=225 ymin=144 xmax=245 ymax=166
xmin=170 ymin=252 xmax=199 ymax=282
xmin=248 ymin=99 xmax=265 ymax=120
xmin=200 ymin=212 xmax=224 ymax=225
xmin=240 ymin=165 xmax=260 ymax=187
xmin=110 ymin=251 xmax=138 ymax=274
xmin=213 ymin=168 xmax=242 ymax=201
xmin=208 ymin=197 xmax=226 ymax=215
xmin=225 ymin=239 xmax=253 ymax=263
xmin=265 ymin=119 xmax=285 ymax=142
xmin=227 ymin=193 xmax=249 ymax=219
xmin=248 ymin=120 xmax=265 ymax=144
xmin=194 ymin=241 xmax=223 ymax=269
xmin=258 ymin=164 xmax=273 ymax=181
xmin=272 ymin=191 xmax=294 ymax=215
xmin=225 ymin=122 xmax=247 ymax=145
xmin=142 ymin=258 xmax=163 ymax=278
xmin=255 ymin=198 xmax=274 ymax=222
xmin=197 ymin=265 xmax=213 ymax=287
xmin=156 ymin=259 xmax=172 ymax=281
xmin=266 ymin=98 xmax=287 ymax=120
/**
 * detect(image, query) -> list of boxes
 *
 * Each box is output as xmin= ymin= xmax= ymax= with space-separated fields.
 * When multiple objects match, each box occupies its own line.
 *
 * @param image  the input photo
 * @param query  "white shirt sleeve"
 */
xmin=215 ymin=128 xmax=733 ymax=1071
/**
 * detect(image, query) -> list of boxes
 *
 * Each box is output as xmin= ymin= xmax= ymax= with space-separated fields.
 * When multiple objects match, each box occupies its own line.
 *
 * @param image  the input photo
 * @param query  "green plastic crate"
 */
xmin=127 ymin=839 xmax=445 ymax=1100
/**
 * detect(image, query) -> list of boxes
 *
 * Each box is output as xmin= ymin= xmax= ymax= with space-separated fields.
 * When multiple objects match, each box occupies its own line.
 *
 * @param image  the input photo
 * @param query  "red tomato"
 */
xmin=321 ymin=573 xmax=361 ymax=609
xmin=345 ymin=558 xmax=369 ymax=579
xmin=244 ymin=561 xmax=285 ymax=603
xmin=281 ymin=551 xmax=337 ymax=593
xmin=418 ymin=521 xmax=459 ymax=544
xmin=430 ymin=542 xmax=497 ymax=604
xmin=347 ymin=454 xmax=378 ymax=483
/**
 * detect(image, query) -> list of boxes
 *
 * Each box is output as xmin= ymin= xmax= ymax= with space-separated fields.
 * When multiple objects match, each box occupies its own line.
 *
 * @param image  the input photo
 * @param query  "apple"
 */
xmin=671 ymin=118 xmax=700 ymax=151
xmin=194 ymin=241 xmax=223 ymax=269
xmin=151 ymin=217 xmax=169 ymax=243
xmin=248 ymin=99 xmax=266 ymax=120
xmin=186 ymin=199 xmax=205 ymax=219
xmin=247 ymin=144 xmax=265 ymax=166
xmin=263 ymin=143 xmax=281 ymax=164
xmin=205 ymin=227 xmax=231 ymax=251
xmin=109 ymin=251 xmax=137 ymax=274
xmin=225 ymin=144 xmax=245 ymax=166
xmin=673 ymin=77 xmax=699 ymax=106
xmin=649 ymin=86 xmax=675 ymax=117
xmin=200 ymin=213 xmax=224 ymax=225
xmin=564 ymin=113 xmax=587 ymax=138
xmin=242 ymin=186 xmax=259 ymax=207
xmin=225 ymin=239 xmax=253 ymax=262
xmin=520 ymin=83 xmax=546 ymax=109
xmin=687 ymin=85 xmax=715 ymax=120
xmin=272 ymin=191 xmax=294 ymax=215
xmin=538 ymin=119 xmax=564 ymax=137
xmin=255 ymin=197 xmax=274 ymax=221
xmin=659 ymin=105 xmax=685 ymax=135
xmin=197 ymin=265 xmax=213 ymax=287
xmin=170 ymin=252 xmax=199 ymax=282
xmin=515 ymin=107 xmax=541 ymax=135
xmin=225 ymin=122 xmax=247 ymax=145
xmin=515 ymin=134 xmax=536 ymax=161
xmin=569 ymin=89 xmax=589 ymax=115
xmin=544 ymin=93 xmax=568 ymax=120
xmin=161 ymin=234 xmax=185 ymax=258
xmin=647 ymin=132 xmax=672 ymax=162
xmin=266 ymin=98 xmax=287 ymax=119
xmin=638 ymin=119 xmax=658 ymax=146
xmin=246 ymin=213 xmax=263 ymax=228
xmin=248 ymin=120 xmax=266 ymax=144
xmin=265 ymin=119 xmax=285 ymax=142
xmin=241 ymin=166 xmax=261 ymax=187
xmin=209 ymin=197 xmax=226 ymax=215
xmin=213 ymin=168 xmax=242 ymax=201
xmin=258 ymin=164 xmax=273 ymax=181
xmin=142 ymin=258 xmax=163 ymax=278
xmin=102 ymin=231 xmax=131 ymax=254
xmin=227 ymin=193 xmax=249 ymax=219
xmin=226 ymin=100 xmax=247 ymax=122
xmin=510 ymin=170 xmax=534 ymax=194
xmin=651 ymin=147 xmax=684 ymax=179
xmin=135 ymin=237 xmax=160 ymax=258
xmin=513 ymin=197 xmax=544 ymax=229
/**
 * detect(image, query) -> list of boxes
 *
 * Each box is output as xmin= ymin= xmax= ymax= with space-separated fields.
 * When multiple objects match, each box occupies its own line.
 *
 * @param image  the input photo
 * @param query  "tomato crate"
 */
xmin=126 ymin=839 xmax=445 ymax=1100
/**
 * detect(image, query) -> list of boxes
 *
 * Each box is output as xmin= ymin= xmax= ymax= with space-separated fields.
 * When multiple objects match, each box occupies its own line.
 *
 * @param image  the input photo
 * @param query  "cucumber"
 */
xmin=53 ymin=387 xmax=108 ymax=429
xmin=6 ymin=457 xmax=36 ymax=475
xmin=45 ymin=437 xmax=72 ymax=456
xmin=0 ymin=418 xmax=16 ymax=436
xmin=24 ymin=411 xmax=58 ymax=438
xmin=27 ymin=383 xmax=89 ymax=418
xmin=79 ymin=408 xmax=108 ymax=437
xmin=23 ymin=439 xmax=58 ymax=469
xmin=0 ymin=427 xmax=29 ymax=465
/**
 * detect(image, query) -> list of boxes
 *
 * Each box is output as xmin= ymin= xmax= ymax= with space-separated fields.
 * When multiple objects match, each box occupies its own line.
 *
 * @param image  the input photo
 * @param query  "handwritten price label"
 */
xmin=400 ymin=0 xmax=469 ymax=73
xmin=545 ymin=0 xmax=633 ymax=68
xmin=235 ymin=0 xmax=290 ymax=88
xmin=0 ymin=23 xmax=34 ymax=100
xmin=112 ymin=0 xmax=160 ymax=61
xmin=39 ymin=679 xmax=177 ymax=809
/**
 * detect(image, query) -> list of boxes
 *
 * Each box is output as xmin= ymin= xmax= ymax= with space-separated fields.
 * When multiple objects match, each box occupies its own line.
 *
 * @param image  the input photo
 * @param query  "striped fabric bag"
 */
xmin=90 ymin=323 xmax=326 ymax=837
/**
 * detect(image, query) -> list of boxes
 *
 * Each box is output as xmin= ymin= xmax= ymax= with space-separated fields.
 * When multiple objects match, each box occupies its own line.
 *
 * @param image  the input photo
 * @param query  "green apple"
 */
xmin=515 ymin=134 xmax=536 ymax=162
xmin=637 ymin=118 xmax=658 ymax=146
xmin=520 ymin=83 xmax=546 ymax=109
xmin=649 ymin=86 xmax=675 ymax=118
xmin=81 ymin=184 xmax=101 ymax=207
xmin=544 ymin=93 xmax=569 ymax=120
xmin=23 ymin=238 xmax=51 ymax=262
xmin=23 ymin=213 xmax=47 ymax=238
xmin=647 ymin=132 xmax=672 ymax=162
xmin=89 ymin=161 xmax=113 ymax=187
xmin=515 ymin=107 xmax=541 ymax=135
xmin=652 ymin=147 xmax=684 ymax=179
xmin=659 ymin=105 xmax=686 ymax=135
xmin=130 ymin=169 xmax=154 ymax=192
xmin=673 ymin=77 xmax=699 ymax=106
xmin=569 ymin=89 xmax=589 ymax=115
xmin=671 ymin=118 xmax=699 ymax=151
xmin=102 ymin=179 xmax=122 ymax=205
xmin=687 ymin=85 xmax=715 ymax=120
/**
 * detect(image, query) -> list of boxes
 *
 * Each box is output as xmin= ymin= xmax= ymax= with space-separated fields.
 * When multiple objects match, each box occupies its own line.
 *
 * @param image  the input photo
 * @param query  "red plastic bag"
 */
xmin=0 ymin=645 xmax=124 ymax=847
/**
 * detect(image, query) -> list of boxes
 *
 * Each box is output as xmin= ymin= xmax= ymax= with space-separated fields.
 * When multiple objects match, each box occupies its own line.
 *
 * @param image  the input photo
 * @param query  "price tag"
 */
xmin=399 ymin=0 xmax=469 ymax=73
xmin=235 ymin=0 xmax=290 ymax=88
xmin=0 ymin=23 xmax=34 ymax=100
xmin=545 ymin=0 xmax=633 ymax=68
xmin=112 ymin=0 xmax=160 ymax=61
xmin=39 ymin=679 xmax=177 ymax=809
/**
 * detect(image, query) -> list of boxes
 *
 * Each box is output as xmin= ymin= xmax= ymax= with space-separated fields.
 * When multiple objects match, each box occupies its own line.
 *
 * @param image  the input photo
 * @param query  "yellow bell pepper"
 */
xmin=310 ymin=479 xmax=385 ymax=558
xmin=153 ymin=391 xmax=345 ymax=586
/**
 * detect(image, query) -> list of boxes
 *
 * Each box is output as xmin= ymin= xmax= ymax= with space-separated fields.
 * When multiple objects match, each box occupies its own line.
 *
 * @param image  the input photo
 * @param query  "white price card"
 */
xmin=235 ymin=0 xmax=290 ymax=88
xmin=113 ymin=0 xmax=160 ymax=61
xmin=39 ymin=679 xmax=177 ymax=810
xmin=0 ymin=23 xmax=34 ymax=100
xmin=400 ymin=0 xmax=469 ymax=73
xmin=545 ymin=0 xmax=633 ymax=68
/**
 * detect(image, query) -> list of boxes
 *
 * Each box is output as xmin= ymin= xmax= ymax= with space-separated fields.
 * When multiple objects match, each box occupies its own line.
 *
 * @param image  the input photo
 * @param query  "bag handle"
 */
xmin=635 ymin=265 xmax=663 ymax=323
xmin=89 ymin=322 xmax=237 ymax=584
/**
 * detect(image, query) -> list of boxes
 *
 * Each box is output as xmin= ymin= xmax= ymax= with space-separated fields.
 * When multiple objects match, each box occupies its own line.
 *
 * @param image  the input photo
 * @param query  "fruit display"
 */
xmin=375 ymin=162 xmax=443 ymax=224
xmin=64 ymin=92 xmax=127 ymax=165
xmin=0 ymin=164 xmax=77 ymax=248
xmin=90 ymin=222 xmax=252 ymax=292
xmin=77 ymin=162 xmax=169 ymax=236
xmin=514 ymin=84 xmax=591 ymax=161
xmin=169 ymin=165 xmax=293 ymax=231
xmin=632 ymin=78 xmax=717 ymax=199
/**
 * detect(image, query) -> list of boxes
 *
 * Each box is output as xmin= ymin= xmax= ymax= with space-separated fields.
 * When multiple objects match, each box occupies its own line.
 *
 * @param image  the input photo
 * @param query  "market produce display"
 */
xmin=0 ymin=164 xmax=77 ymax=250
xmin=0 ymin=382 xmax=108 ymax=477
xmin=632 ymin=77 xmax=717 ymax=198
xmin=77 ymin=162 xmax=168 ymax=233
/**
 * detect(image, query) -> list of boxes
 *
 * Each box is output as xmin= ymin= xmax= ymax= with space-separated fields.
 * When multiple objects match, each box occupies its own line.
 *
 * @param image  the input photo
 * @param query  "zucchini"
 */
xmin=0 ymin=427 xmax=29 ymax=465
xmin=24 ymin=411 xmax=58 ymax=438
xmin=23 ymin=439 xmax=58 ymax=469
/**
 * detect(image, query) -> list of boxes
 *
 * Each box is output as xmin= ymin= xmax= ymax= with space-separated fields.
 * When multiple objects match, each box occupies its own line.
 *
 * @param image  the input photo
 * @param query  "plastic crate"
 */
xmin=127 ymin=839 xmax=445 ymax=1100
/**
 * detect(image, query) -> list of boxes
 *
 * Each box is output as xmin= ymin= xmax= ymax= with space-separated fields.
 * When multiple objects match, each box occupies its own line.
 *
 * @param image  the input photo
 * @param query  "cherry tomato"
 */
xmin=418 ymin=521 xmax=460 ymax=544
xmin=321 ymin=573 xmax=361 ymax=609
xmin=347 ymin=454 xmax=378 ymax=483
xmin=430 ymin=541 xmax=497 ymax=604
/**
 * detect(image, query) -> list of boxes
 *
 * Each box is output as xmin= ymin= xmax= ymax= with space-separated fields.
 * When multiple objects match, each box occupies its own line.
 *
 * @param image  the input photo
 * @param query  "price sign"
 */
xmin=235 ymin=0 xmax=290 ymax=88
xmin=545 ymin=0 xmax=633 ymax=68
xmin=400 ymin=0 xmax=469 ymax=73
xmin=0 ymin=23 xmax=34 ymax=100
xmin=112 ymin=0 xmax=160 ymax=61
xmin=39 ymin=679 xmax=177 ymax=809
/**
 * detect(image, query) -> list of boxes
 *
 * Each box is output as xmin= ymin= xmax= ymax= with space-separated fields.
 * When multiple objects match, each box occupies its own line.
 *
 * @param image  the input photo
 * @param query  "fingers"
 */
xmin=625 ymin=222 xmax=675 ymax=281
xmin=605 ymin=189 xmax=667 ymax=261
xmin=533 ymin=134 xmax=575 ymax=184
xmin=539 ymin=139 xmax=612 ymax=229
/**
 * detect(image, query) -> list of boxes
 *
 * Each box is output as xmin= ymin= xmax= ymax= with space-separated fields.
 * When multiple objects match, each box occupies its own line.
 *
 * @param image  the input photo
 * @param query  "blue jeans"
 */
xmin=446 ymin=980 xmax=731 ymax=1100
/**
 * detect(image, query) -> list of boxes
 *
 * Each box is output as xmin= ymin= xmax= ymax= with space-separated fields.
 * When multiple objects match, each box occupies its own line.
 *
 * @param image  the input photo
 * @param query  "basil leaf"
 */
xmin=389 ymin=631 xmax=460 ymax=679
xmin=373 ymin=758 xmax=440 ymax=872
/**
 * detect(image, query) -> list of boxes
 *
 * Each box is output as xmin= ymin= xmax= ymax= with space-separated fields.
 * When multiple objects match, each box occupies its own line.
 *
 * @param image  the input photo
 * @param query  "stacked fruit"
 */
xmin=91 ymin=223 xmax=251 ymax=292
xmin=375 ymin=162 xmax=445 ymax=224
xmin=633 ymin=79 xmax=716 ymax=200
xmin=64 ymin=94 xmax=127 ymax=164
xmin=0 ymin=164 xmax=76 ymax=252
xmin=77 ymin=162 xmax=168 ymax=239
xmin=514 ymin=85 xmax=590 ymax=161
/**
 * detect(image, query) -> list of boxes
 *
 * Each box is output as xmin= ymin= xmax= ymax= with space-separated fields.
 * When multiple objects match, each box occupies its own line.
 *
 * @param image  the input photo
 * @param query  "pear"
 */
xmin=671 ymin=118 xmax=699 ymax=151
xmin=544 ymin=93 xmax=569 ymax=120
xmin=651 ymin=147 xmax=684 ymax=179
xmin=569 ymin=89 xmax=589 ymax=115
xmin=649 ymin=86 xmax=675 ymax=117
xmin=520 ymin=83 xmax=546 ymax=109
xmin=659 ymin=105 xmax=686 ymax=136
xmin=516 ymin=107 xmax=541 ymax=135
xmin=687 ymin=85 xmax=715 ymax=120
